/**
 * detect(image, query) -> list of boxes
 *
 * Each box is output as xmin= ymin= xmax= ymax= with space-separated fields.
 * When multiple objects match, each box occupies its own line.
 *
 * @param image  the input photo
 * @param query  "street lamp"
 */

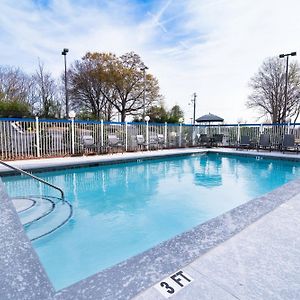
xmin=69 ymin=110 xmax=76 ymax=119
xmin=279 ymin=51 xmax=297 ymax=122
xmin=62 ymin=48 xmax=69 ymax=118
xmin=140 ymin=64 xmax=149 ymax=121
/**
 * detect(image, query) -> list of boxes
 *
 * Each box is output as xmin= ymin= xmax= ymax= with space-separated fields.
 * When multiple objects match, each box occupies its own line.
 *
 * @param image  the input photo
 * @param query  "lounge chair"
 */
xmin=272 ymin=135 xmax=283 ymax=151
xmin=257 ymin=134 xmax=271 ymax=151
xmin=282 ymin=134 xmax=298 ymax=153
xmin=236 ymin=135 xmax=251 ymax=150
xmin=107 ymin=134 xmax=124 ymax=153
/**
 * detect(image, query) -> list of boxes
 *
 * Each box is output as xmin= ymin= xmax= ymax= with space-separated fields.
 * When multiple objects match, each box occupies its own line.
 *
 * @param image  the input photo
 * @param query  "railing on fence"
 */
xmin=1 ymin=117 xmax=300 ymax=160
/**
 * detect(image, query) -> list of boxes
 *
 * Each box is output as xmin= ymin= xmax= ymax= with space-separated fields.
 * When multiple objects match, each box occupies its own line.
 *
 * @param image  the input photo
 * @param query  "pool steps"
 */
xmin=12 ymin=195 xmax=72 ymax=241
xmin=17 ymin=196 xmax=55 ymax=225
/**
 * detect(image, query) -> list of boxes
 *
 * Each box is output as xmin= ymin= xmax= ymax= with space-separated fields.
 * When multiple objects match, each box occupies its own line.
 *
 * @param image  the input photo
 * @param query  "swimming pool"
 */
xmin=2 ymin=153 xmax=300 ymax=290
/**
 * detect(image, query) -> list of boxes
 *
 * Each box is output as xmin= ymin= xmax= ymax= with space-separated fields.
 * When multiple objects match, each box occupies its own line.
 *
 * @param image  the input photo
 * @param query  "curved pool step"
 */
xmin=25 ymin=197 xmax=72 ymax=241
xmin=15 ymin=196 xmax=55 ymax=225
xmin=13 ymin=195 xmax=72 ymax=241
xmin=12 ymin=197 xmax=36 ymax=213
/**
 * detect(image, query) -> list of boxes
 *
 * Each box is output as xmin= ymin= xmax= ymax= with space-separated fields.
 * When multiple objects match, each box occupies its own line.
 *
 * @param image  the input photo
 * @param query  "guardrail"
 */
xmin=0 ymin=117 xmax=300 ymax=160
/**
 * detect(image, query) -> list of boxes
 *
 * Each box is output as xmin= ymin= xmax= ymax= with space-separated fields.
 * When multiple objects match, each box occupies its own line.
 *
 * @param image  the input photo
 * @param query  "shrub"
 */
xmin=0 ymin=100 xmax=32 ymax=118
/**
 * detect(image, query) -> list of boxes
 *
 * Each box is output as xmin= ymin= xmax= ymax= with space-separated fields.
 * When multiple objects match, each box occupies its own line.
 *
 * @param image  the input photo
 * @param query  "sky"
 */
xmin=1 ymin=0 xmax=300 ymax=123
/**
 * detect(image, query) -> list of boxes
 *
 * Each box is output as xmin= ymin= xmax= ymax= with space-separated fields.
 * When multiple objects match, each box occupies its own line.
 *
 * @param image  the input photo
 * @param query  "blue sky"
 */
xmin=1 ymin=0 xmax=300 ymax=122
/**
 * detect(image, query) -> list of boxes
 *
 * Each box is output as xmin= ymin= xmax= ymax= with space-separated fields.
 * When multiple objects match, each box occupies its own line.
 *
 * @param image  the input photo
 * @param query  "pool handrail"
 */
xmin=0 ymin=160 xmax=65 ymax=203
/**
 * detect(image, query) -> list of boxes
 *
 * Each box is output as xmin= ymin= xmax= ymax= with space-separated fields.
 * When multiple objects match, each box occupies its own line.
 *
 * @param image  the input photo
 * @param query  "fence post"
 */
xmin=288 ymin=121 xmax=291 ymax=134
xmin=179 ymin=123 xmax=182 ymax=147
xmin=164 ymin=122 xmax=167 ymax=148
xmin=35 ymin=117 xmax=40 ymax=157
xmin=100 ymin=120 xmax=104 ymax=148
xmin=146 ymin=121 xmax=149 ymax=150
xmin=192 ymin=125 xmax=196 ymax=146
xmin=237 ymin=123 xmax=241 ymax=143
xmin=71 ymin=118 xmax=75 ymax=155
xmin=125 ymin=122 xmax=128 ymax=151
xmin=260 ymin=123 xmax=263 ymax=134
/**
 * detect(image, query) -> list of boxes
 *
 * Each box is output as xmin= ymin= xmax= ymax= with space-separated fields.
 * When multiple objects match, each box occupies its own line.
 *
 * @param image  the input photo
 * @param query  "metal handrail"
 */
xmin=0 ymin=160 xmax=65 ymax=203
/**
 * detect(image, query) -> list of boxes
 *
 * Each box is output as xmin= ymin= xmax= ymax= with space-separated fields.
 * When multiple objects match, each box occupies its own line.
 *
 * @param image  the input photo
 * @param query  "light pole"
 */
xmin=189 ymin=92 xmax=197 ymax=124
xmin=140 ymin=65 xmax=148 ymax=121
xmin=62 ymin=48 xmax=69 ymax=118
xmin=279 ymin=51 xmax=297 ymax=122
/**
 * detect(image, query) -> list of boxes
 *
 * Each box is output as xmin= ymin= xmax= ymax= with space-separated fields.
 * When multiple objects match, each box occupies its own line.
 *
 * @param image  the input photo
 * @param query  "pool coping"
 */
xmin=1 ymin=148 xmax=300 ymax=299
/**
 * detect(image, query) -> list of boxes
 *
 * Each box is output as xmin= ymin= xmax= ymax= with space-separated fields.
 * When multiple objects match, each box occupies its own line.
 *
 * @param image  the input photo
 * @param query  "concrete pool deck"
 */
xmin=134 ymin=192 xmax=300 ymax=300
xmin=1 ymin=148 xmax=300 ymax=299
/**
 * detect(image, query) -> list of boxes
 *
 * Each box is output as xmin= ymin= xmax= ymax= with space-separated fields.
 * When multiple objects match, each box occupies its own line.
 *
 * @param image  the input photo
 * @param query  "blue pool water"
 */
xmin=2 ymin=153 xmax=300 ymax=290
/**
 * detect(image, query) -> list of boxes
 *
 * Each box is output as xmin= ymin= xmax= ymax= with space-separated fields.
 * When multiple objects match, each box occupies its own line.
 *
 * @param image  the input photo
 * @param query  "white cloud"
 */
xmin=1 ymin=0 xmax=300 ymax=122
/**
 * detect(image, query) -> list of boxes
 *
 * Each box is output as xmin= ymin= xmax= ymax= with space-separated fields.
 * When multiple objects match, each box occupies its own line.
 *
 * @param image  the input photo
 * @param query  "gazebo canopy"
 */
xmin=196 ymin=113 xmax=224 ymax=123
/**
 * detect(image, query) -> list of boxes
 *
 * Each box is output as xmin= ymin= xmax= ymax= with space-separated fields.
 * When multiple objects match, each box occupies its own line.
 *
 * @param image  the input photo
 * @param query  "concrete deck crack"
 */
xmin=189 ymin=264 xmax=241 ymax=299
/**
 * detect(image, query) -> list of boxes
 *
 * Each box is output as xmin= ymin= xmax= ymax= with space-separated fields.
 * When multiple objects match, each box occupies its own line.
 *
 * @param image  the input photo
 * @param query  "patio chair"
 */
xmin=157 ymin=134 xmax=165 ymax=149
xmin=80 ymin=134 xmax=98 ymax=154
xmin=107 ymin=134 xmax=124 ymax=153
xmin=136 ymin=134 xmax=147 ymax=151
xmin=257 ymin=134 xmax=271 ymax=152
xmin=236 ymin=135 xmax=251 ymax=150
xmin=148 ymin=134 xmax=159 ymax=150
xmin=198 ymin=134 xmax=210 ymax=147
xmin=282 ymin=134 xmax=298 ymax=154
xmin=168 ymin=131 xmax=178 ymax=148
xmin=212 ymin=134 xmax=223 ymax=147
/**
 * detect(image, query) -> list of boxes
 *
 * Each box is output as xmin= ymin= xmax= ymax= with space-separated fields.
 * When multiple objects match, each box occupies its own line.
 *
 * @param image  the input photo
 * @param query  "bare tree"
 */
xmin=247 ymin=57 xmax=300 ymax=123
xmin=32 ymin=61 xmax=61 ymax=118
xmin=0 ymin=66 xmax=32 ymax=103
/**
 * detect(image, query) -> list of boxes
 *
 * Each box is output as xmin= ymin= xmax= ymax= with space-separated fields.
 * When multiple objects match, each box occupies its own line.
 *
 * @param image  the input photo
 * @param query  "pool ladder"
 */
xmin=0 ymin=160 xmax=65 ymax=202
xmin=0 ymin=160 xmax=72 ymax=241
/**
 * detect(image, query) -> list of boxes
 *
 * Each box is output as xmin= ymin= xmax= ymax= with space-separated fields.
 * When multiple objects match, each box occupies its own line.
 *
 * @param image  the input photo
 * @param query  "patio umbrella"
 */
xmin=196 ymin=113 xmax=224 ymax=136
xmin=196 ymin=113 xmax=224 ymax=123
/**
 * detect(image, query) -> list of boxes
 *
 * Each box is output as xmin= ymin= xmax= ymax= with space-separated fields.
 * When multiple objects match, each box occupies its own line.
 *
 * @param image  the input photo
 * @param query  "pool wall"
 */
xmin=1 ymin=148 xmax=300 ymax=299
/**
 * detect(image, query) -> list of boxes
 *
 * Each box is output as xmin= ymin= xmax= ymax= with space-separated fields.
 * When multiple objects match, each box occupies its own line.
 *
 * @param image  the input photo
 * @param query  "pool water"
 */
xmin=2 ymin=153 xmax=300 ymax=290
